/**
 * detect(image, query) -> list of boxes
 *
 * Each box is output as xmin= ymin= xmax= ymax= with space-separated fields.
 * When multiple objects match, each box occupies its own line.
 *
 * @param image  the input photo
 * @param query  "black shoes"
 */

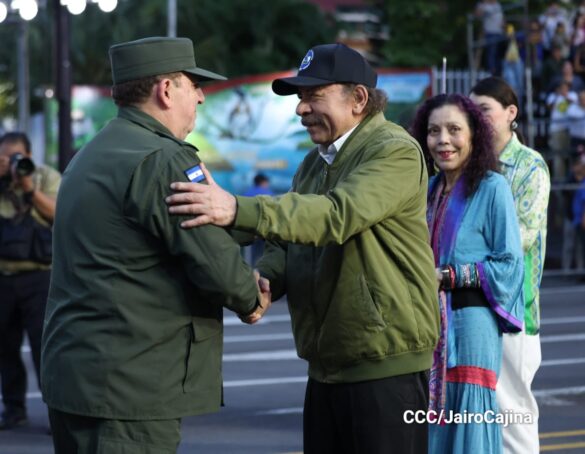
xmin=0 ymin=410 xmax=28 ymax=430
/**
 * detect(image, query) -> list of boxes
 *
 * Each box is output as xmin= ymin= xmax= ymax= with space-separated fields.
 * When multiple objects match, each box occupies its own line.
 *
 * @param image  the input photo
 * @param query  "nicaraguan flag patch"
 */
xmin=184 ymin=164 xmax=205 ymax=183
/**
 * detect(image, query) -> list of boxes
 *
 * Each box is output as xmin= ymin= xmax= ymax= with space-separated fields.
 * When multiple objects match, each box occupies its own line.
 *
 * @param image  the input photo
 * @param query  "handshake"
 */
xmin=240 ymin=270 xmax=272 ymax=325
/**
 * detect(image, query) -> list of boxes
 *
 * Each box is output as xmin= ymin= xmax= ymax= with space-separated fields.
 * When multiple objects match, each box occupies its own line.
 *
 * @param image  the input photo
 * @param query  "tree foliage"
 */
xmin=378 ymin=0 xmax=558 ymax=68
xmin=0 ymin=0 xmax=334 ymax=117
xmin=0 ymin=0 xmax=573 ymax=118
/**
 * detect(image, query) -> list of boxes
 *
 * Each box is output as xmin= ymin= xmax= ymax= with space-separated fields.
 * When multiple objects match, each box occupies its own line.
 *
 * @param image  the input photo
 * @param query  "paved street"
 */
xmin=0 ymin=278 xmax=584 ymax=453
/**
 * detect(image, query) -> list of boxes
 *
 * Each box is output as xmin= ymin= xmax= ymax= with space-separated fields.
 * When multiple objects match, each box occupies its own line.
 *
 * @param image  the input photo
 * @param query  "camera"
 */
xmin=9 ymin=153 xmax=35 ymax=178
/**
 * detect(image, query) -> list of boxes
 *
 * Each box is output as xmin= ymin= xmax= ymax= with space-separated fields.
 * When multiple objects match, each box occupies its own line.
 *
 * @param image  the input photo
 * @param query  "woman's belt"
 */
xmin=451 ymin=288 xmax=489 ymax=311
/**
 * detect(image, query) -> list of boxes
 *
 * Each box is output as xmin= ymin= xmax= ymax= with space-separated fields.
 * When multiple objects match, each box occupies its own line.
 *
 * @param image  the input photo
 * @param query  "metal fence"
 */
xmin=431 ymin=68 xmax=491 ymax=97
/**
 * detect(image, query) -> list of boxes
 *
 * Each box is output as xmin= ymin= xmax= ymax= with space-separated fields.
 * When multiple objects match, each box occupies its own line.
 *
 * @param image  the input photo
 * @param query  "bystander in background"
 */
xmin=242 ymin=173 xmax=274 ymax=265
xmin=571 ymin=153 xmax=585 ymax=275
xmin=475 ymin=0 xmax=505 ymax=75
xmin=546 ymin=81 xmax=578 ymax=180
xmin=0 ymin=132 xmax=60 ymax=431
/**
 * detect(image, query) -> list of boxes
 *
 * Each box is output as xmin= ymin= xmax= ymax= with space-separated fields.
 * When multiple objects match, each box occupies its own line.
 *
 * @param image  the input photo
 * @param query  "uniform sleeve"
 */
xmin=123 ymin=147 xmax=258 ymax=316
xmin=476 ymin=179 xmax=525 ymax=333
xmin=234 ymin=139 xmax=425 ymax=246
xmin=255 ymin=239 xmax=287 ymax=301
xmin=513 ymin=160 xmax=550 ymax=252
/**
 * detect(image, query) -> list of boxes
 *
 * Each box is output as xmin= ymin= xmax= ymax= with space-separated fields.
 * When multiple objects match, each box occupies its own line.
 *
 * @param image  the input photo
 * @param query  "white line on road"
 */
xmin=25 ymin=380 xmax=585 ymax=400
xmin=540 ymin=285 xmax=585 ymax=295
xmin=541 ymin=316 xmax=585 ymax=325
xmin=541 ymin=333 xmax=585 ymax=343
xmin=224 ymin=314 xmax=290 ymax=326
xmin=541 ymin=357 xmax=585 ymax=366
xmin=225 ymin=333 xmax=293 ymax=343
xmin=224 ymin=377 xmax=307 ymax=388
xmin=533 ymin=385 xmax=585 ymax=398
xmin=223 ymin=349 xmax=299 ymax=361
xmin=257 ymin=407 xmax=303 ymax=415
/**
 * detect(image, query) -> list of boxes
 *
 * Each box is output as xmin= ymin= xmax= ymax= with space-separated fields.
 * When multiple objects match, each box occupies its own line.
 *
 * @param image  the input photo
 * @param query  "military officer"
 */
xmin=41 ymin=37 xmax=270 ymax=453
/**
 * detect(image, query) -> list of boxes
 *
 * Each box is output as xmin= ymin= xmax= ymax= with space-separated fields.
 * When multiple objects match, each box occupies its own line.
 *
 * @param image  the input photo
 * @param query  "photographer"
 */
xmin=0 ymin=132 xmax=61 ymax=430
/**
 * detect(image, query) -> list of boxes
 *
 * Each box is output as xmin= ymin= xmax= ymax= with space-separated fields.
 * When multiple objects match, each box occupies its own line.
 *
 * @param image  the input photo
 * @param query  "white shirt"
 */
xmin=478 ymin=1 xmax=504 ymax=34
xmin=546 ymin=91 xmax=578 ymax=133
xmin=317 ymin=124 xmax=359 ymax=165
xmin=567 ymin=103 xmax=585 ymax=139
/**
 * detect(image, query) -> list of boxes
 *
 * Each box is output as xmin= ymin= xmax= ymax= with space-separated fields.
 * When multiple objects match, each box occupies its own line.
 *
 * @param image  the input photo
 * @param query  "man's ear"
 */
xmin=154 ymin=78 xmax=174 ymax=109
xmin=352 ymin=85 xmax=369 ymax=115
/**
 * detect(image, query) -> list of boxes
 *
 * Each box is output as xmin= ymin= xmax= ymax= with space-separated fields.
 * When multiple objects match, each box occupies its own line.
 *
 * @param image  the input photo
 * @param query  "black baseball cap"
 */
xmin=272 ymin=43 xmax=377 ymax=96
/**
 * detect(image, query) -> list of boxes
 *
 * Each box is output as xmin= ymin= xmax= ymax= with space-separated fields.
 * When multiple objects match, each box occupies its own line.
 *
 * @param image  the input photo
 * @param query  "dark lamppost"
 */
xmin=53 ymin=0 xmax=118 ymax=172
xmin=53 ymin=0 xmax=71 ymax=172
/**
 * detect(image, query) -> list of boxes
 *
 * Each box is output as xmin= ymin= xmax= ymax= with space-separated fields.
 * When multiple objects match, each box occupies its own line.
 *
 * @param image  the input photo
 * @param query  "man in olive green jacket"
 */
xmin=167 ymin=44 xmax=439 ymax=454
xmin=41 ymin=37 xmax=269 ymax=453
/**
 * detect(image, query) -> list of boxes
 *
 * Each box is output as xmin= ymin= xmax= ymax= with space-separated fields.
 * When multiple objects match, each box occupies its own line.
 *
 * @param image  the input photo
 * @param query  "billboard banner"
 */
xmin=46 ymin=69 xmax=432 ymax=194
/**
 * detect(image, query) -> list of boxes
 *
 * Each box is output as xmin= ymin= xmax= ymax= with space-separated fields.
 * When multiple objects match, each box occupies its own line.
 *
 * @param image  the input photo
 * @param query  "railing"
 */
xmin=431 ymin=67 xmax=491 ymax=96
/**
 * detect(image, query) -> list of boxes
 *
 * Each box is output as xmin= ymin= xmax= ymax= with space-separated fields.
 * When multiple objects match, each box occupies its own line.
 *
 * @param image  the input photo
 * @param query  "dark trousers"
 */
xmin=303 ymin=371 xmax=429 ymax=454
xmin=49 ymin=408 xmax=181 ymax=454
xmin=0 ymin=270 xmax=50 ymax=415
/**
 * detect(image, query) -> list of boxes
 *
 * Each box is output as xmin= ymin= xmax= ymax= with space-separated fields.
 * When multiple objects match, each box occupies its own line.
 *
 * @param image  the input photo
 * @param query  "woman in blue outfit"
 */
xmin=411 ymin=94 xmax=524 ymax=454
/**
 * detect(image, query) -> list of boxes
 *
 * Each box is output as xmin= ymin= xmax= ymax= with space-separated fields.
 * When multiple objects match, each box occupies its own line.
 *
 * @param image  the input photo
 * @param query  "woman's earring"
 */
xmin=511 ymin=120 xmax=518 ymax=131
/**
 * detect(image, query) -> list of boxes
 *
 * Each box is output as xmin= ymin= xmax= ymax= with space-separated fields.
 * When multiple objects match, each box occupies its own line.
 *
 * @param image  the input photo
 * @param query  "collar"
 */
xmin=498 ymin=133 xmax=521 ymax=167
xmin=317 ymin=123 xmax=360 ymax=165
xmin=117 ymin=106 xmax=179 ymax=142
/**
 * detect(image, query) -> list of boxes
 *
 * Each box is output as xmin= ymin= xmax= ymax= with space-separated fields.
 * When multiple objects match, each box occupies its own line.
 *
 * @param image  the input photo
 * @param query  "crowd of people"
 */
xmin=0 ymin=35 xmax=556 ymax=454
xmin=475 ymin=0 xmax=585 ymax=184
xmin=474 ymin=0 xmax=585 ymax=274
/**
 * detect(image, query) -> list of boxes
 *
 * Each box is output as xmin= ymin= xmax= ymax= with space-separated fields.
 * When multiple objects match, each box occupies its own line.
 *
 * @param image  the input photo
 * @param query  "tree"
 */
xmin=379 ymin=0 xmax=544 ymax=69
xmin=0 ymin=0 xmax=334 ymax=118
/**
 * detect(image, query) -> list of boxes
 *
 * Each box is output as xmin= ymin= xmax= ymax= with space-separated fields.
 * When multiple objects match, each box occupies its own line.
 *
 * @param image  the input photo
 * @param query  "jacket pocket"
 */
xmin=182 ymin=320 xmax=222 ymax=394
xmin=318 ymin=274 xmax=388 ymax=367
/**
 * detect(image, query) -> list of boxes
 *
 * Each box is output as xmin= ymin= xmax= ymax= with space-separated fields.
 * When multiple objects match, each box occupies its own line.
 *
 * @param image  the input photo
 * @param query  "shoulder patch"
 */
xmin=184 ymin=164 xmax=205 ymax=183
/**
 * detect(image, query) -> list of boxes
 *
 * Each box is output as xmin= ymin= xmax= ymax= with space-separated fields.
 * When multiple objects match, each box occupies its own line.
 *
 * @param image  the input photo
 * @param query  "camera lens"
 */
xmin=10 ymin=153 xmax=35 ymax=177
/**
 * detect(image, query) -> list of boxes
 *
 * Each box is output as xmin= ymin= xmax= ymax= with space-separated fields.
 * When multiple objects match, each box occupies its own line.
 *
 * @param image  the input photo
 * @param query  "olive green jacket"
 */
xmin=235 ymin=113 xmax=440 ymax=383
xmin=42 ymin=107 xmax=258 ymax=420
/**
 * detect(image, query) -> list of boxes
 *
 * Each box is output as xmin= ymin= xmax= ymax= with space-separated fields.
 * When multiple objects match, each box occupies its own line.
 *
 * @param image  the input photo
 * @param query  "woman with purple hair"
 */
xmin=411 ymin=94 xmax=524 ymax=453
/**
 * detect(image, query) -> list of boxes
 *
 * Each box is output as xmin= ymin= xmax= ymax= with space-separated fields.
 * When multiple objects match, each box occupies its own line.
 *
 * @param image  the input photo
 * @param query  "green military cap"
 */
xmin=109 ymin=36 xmax=227 ymax=85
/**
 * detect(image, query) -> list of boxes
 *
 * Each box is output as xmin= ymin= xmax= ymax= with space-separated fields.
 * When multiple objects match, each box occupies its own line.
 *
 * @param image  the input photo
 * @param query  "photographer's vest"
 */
xmin=0 ymin=165 xmax=61 ymax=273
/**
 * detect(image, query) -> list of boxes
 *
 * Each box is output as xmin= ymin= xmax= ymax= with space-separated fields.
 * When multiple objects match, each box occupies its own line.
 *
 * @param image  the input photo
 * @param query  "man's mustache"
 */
xmin=301 ymin=116 xmax=323 ymax=127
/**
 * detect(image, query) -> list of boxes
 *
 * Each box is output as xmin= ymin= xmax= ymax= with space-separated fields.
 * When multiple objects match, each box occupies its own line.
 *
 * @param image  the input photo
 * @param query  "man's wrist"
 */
xmin=23 ymin=188 xmax=36 ymax=204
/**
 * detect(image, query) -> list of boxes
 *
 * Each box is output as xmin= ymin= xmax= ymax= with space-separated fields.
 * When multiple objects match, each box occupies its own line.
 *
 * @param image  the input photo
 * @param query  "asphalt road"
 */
xmin=1 ymin=278 xmax=584 ymax=454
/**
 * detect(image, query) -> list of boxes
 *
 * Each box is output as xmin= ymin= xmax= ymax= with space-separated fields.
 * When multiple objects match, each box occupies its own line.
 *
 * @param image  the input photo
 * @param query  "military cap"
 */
xmin=272 ymin=43 xmax=377 ymax=96
xmin=109 ymin=36 xmax=227 ymax=85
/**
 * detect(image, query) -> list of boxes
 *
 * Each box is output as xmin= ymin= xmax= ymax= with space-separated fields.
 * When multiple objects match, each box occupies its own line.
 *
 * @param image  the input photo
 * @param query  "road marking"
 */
xmin=257 ymin=407 xmax=303 ymax=415
xmin=541 ymin=333 xmax=585 ymax=343
xmin=540 ymin=441 xmax=585 ymax=451
xmin=540 ymin=429 xmax=585 ymax=439
xmin=541 ymin=316 xmax=585 ymax=325
xmin=225 ymin=333 xmax=293 ymax=343
xmin=541 ymin=358 xmax=585 ymax=367
xmin=18 ymin=329 xmax=585 ymax=355
xmin=224 ymin=377 xmax=307 ymax=388
xmin=534 ymin=386 xmax=585 ymax=398
xmin=25 ymin=383 xmax=585 ymax=400
xmin=224 ymin=314 xmax=290 ymax=326
xmin=223 ymin=349 xmax=298 ymax=361
xmin=541 ymin=285 xmax=585 ymax=295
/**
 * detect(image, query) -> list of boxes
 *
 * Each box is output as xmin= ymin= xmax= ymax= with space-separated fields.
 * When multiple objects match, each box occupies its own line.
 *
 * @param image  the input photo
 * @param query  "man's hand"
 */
xmin=16 ymin=174 xmax=35 ymax=193
xmin=0 ymin=155 xmax=9 ymax=179
xmin=166 ymin=163 xmax=237 ymax=228
xmin=240 ymin=271 xmax=272 ymax=325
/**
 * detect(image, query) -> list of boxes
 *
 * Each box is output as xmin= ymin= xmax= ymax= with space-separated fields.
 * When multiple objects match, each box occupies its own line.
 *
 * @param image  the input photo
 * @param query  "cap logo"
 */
xmin=299 ymin=49 xmax=314 ymax=71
